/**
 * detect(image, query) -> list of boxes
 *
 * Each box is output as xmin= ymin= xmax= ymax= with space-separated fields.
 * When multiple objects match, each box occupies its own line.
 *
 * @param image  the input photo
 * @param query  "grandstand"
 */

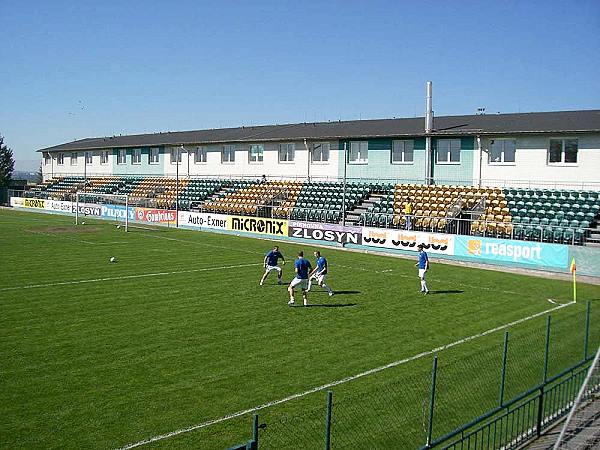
xmin=18 ymin=175 xmax=600 ymax=246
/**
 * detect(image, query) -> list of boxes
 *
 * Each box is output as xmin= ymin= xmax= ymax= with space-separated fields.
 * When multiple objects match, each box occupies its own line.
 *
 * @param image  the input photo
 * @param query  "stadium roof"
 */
xmin=38 ymin=109 xmax=600 ymax=152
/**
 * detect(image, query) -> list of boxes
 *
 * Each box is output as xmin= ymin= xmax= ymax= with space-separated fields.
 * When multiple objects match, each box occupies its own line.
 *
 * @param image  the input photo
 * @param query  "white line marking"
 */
xmin=118 ymin=300 xmax=576 ymax=449
xmin=0 ymin=263 xmax=262 ymax=292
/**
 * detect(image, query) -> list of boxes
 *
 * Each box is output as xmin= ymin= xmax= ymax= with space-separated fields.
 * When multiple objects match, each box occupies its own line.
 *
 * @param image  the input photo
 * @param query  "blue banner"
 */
xmin=100 ymin=204 xmax=136 ymax=220
xmin=454 ymin=236 xmax=569 ymax=269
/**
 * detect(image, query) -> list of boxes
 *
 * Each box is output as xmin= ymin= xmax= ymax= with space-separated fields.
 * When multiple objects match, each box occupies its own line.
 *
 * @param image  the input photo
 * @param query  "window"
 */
xmin=548 ymin=139 xmax=578 ymax=164
xmin=100 ymin=150 xmax=109 ymax=165
xmin=249 ymin=144 xmax=264 ymax=163
xmin=437 ymin=139 xmax=461 ymax=163
xmin=279 ymin=143 xmax=295 ymax=162
xmin=57 ymin=153 xmax=64 ymax=165
xmin=312 ymin=142 xmax=330 ymax=163
xmin=149 ymin=147 xmax=160 ymax=164
xmin=489 ymin=139 xmax=516 ymax=164
xmin=349 ymin=141 xmax=368 ymax=163
xmin=70 ymin=152 xmax=78 ymax=165
xmin=44 ymin=153 xmax=51 ymax=165
xmin=194 ymin=146 xmax=207 ymax=164
xmin=85 ymin=152 xmax=92 ymax=164
xmin=222 ymin=145 xmax=236 ymax=163
xmin=170 ymin=148 xmax=182 ymax=164
xmin=117 ymin=149 xmax=126 ymax=165
xmin=391 ymin=140 xmax=414 ymax=163
xmin=132 ymin=148 xmax=141 ymax=164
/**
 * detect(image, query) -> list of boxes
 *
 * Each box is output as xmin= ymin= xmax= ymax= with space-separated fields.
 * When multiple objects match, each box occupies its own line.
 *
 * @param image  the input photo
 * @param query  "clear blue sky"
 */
xmin=1 ymin=0 xmax=599 ymax=170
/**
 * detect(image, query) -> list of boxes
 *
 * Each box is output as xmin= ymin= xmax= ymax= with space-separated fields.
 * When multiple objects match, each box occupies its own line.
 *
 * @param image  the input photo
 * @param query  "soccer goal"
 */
xmin=553 ymin=347 xmax=600 ymax=449
xmin=75 ymin=191 xmax=129 ymax=232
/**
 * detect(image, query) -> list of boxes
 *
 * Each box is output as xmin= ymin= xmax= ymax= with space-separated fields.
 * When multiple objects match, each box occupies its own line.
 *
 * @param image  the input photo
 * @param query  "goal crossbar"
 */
xmin=75 ymin=191 xmax=129 ymax=232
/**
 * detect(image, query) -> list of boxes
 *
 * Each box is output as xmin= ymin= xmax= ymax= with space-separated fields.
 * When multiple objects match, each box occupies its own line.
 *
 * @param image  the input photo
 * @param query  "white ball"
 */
xmin=116 ymin=225 xmax=121 ymax=229
xmin=81 ymin=221 xmax=86 ymax=225
xmin=110 ymin=257 xmax=116 ymax=263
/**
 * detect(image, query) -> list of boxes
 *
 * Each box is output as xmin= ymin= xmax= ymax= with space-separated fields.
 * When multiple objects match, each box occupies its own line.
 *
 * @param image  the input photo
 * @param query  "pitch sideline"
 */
xmin=118 ymin=300 xmax=576 ymax=449
xmin=0 ymin=263 xmax=262 ymax=292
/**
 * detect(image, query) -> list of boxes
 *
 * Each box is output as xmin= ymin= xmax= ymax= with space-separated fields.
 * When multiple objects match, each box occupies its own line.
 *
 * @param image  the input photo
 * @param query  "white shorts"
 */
xmin=265 ymin=265 xmax=282 ymax=274
xmin=312 ymin=273 xmax=327 ymax=284
xmin=290 ymin=278 xmax=309 ymax=290
xmin=418 ymin=269 xmax=427 ymax=279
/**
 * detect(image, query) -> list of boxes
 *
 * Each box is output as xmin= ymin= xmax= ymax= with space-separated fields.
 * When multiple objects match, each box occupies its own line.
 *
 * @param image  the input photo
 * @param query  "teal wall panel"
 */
xmin=432 ymin=137 xmax=475 ymax=185
xmin=337 ymin=138 xmax=425 ymax=183
xmin=112 ymin=147 xmax=165 ymax=176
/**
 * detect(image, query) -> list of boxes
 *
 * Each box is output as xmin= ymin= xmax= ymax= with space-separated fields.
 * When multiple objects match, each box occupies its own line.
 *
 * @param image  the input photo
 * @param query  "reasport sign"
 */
xmin=228 ymin=215 xmax=288 ymax=236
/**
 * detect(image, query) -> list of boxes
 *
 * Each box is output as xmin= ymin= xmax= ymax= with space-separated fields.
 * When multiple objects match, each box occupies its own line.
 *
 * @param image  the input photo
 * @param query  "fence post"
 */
xmin=426 ymin=356 xmax=438 ymax=448
xmin=325 ymin=390 xmax=333 ymax=450
xmin=584 ymin=301 xmax=591 ymax=361
xmin=252 ymin=414 xmax=259 ymax=449
xmin=543 ymin=315 xmax=551 ymax=383
xmin=499 ymin=331 xmax=509 ymax=406
xmin=536 ymin=386 xmax=545 ymax=437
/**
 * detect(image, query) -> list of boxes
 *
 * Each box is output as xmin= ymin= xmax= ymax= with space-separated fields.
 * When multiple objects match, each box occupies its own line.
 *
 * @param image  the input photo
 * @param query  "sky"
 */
xmin=1 ymin=0 xmax=599 ymax=171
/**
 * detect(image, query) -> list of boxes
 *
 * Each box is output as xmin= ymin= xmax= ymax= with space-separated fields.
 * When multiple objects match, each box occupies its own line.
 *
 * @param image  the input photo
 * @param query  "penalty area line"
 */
xmin=0 ymin=263 xmax=262 ymax=292
xmin=117 ymin=300 xmax=576 ymax=449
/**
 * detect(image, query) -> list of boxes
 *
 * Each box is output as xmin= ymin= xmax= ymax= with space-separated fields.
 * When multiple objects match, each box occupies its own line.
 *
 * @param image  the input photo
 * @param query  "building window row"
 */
xmin=43 ymin=139 xmax=580 ymax=168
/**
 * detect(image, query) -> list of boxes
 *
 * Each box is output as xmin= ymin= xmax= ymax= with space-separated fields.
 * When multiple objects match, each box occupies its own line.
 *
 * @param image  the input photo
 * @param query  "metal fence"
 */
xmin=222 ymin=303 xmax=598 ymax=449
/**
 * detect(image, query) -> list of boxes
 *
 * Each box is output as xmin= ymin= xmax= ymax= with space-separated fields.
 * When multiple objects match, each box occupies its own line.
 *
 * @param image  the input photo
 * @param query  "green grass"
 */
xmin=1 ymin=208 xmax=599 ymax=449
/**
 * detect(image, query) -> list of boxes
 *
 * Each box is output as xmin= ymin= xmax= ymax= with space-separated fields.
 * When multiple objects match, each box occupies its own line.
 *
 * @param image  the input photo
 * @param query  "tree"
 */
xmin=0 ymin=134 xmax=15 ymax=187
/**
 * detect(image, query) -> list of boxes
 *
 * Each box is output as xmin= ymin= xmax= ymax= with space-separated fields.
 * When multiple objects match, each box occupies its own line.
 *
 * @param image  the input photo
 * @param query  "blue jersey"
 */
xmin=265 ymin=250 xmax=283 ymax=266
xmin=418 ymin=251 xmax=429 ymax=269
xmin=315 ymin=256 xmax=328 ymax=275
xmin=295 ymin=258 xmax=312 ymax=279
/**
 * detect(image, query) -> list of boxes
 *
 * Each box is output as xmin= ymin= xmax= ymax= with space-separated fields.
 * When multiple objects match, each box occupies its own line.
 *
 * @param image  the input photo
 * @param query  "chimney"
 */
xmin=425 ymin=81 xmax=433 ymax=133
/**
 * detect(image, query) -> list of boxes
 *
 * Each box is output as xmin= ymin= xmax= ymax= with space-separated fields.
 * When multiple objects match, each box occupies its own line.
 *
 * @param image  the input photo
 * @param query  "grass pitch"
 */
xmin=1 ymin=208 xmax=599 ymax=449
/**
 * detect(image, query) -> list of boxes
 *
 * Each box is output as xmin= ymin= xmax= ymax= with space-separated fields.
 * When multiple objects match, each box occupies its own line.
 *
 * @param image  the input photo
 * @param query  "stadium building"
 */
xmin=38 ymin=109 xmax=600 ymax=186
xmin=9 ymin=96 xmax=600 ymax=276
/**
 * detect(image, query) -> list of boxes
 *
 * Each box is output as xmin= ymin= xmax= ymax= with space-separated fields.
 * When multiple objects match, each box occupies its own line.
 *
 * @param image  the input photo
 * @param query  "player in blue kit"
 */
xmin=260 ymin=245 xmax=286 ymax=286
xmin=415 ymin=243 xmax=430 ymax=294
xmin=288 ymin=251 xmax=312 ymax=306
xmin=307 ymin=251 xmax=334 ymax=296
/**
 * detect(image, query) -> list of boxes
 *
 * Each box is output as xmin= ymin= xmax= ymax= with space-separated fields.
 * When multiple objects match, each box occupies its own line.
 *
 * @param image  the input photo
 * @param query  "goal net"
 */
xmin=553 ymin=347 xmax=600 ymax=449
xmin=75 ymin=191 xmax=129 ymax=232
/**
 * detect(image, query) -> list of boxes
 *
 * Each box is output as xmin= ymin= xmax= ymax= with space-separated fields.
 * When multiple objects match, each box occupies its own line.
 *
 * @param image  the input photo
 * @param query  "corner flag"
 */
xmin=570 ymin=258 xmax=577 ymax=302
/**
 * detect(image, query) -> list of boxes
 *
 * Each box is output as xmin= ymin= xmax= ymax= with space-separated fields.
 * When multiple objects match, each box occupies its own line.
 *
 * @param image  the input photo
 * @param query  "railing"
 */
xmin=39 ymin=172 xmax=600 ymax=191
xmin=431 ymin=360 xmax=597 ymax=449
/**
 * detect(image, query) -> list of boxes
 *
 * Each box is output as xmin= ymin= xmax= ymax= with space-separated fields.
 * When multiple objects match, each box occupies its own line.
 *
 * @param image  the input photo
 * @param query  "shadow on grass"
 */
xmin=429 ymin=290 xmax=464 ymax=295
xmin=303 ymin=303 xmax=358 ymax=308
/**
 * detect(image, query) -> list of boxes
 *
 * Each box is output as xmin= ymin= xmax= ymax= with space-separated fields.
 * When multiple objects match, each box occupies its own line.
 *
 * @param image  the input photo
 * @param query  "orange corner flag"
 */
xmin=570 ymin=258 xmax=576 ymax=274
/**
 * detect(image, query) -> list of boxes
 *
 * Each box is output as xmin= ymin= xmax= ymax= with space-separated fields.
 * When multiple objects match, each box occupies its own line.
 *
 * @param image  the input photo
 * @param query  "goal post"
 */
xmin=75 ymin=191 xmax=129 ymax=232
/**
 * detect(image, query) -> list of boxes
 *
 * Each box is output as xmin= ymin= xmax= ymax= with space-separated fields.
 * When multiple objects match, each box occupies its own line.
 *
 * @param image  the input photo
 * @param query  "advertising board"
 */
xmin=288 ymin=220 xmax=362 ymax=244
xmin=228 ymin=215 xmax=288 ymax=237
xmin=178 ymin=211 xmax=228 ymax=230
xmin=361 ymin=227 xmax=455 ymax=255
xmin=454 ymin=235 xmax=569 ymax=269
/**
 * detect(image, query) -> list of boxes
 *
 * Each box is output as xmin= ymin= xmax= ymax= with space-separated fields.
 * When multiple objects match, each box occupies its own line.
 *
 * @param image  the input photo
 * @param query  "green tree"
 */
xmin=0 ymin=135 xmax=15 ymax=187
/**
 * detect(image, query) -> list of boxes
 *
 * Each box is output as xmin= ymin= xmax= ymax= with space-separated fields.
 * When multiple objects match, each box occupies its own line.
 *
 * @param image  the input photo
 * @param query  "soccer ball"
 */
xmin=116 ymin=225 xmax=121 ymax=229
xmin=110 ymin=257 xmax=116 ymax=263
xmin=81 ymin=221 xmax=86 ymax=225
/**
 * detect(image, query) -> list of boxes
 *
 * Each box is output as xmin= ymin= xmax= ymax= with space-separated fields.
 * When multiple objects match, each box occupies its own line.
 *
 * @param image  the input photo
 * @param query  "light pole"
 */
xmin=341 ymin=142 xmax=347 ymax=226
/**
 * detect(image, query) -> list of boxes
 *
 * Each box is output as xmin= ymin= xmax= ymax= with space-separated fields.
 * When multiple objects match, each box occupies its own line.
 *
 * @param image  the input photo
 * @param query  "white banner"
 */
xmin=361 ymin=227 xmax=455 ymax=255
xmin=178 ymin=211 xmax=228 ymax=230
xmin=10 ymin=197 xmax=24 ymax=207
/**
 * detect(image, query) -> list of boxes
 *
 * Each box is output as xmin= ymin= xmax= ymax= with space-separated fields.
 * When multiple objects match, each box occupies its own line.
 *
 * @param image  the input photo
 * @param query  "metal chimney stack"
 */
xmin=425 ymin=81 xmax=433 ymax=133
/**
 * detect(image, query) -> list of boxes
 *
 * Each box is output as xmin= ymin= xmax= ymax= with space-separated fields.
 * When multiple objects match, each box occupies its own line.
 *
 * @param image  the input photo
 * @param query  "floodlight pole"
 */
xmin=342 ymin=142 xmax=347 ymax=227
